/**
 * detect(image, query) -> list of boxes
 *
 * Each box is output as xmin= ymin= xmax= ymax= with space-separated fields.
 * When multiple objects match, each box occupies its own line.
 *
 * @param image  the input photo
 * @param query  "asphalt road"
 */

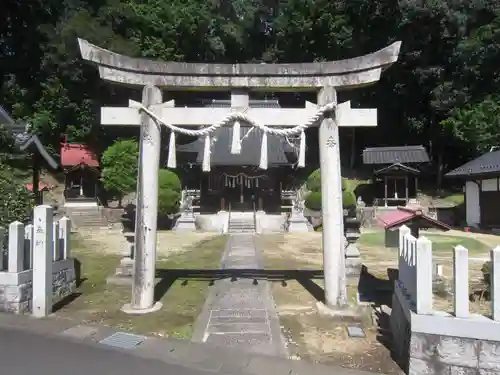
xmin=0 ymin=327 xmax=220 ymax=375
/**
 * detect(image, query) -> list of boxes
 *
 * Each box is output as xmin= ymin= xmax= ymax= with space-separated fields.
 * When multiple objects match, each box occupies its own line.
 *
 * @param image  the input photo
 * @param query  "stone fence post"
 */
xmin=32 ymin=205 xmax=53 ymax=318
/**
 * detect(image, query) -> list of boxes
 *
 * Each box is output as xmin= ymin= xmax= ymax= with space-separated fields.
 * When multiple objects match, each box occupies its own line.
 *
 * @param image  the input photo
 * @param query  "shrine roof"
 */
xmin=1 ymin=105 xmax=58 ymax=169
xmin=378 ymin=206 xmax=451 ymax=231
xmin=60 ymin=143 xmax=99 ymax=168
xmin=445 ymin=150 xmax=500 ymax=179
xmin=25 ymin=182 xmax=52 ymax=192
xmin=373 ymin=163 xmax=420 ymax=175
xmin=177 ymin=99 xmax=296 ymax=166
xmin=363 ymin=145 xmax=430 ymax=165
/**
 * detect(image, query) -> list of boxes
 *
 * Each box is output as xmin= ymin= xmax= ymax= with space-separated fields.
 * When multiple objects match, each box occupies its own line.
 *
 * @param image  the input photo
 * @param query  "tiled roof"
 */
xmin=1 ymin=105 xmax=58 ymax=169
xmin=177 ymin=99 xmax=295 ymax=166
xmin=60 ymin=143 xmax=99 ymax=168
xmin=445 ymin=150 xmax=500 ymax=178
xmin=373 ymin=163 xmax=420 ymax=175
xmin=377 ymin=206 xmax=451 ymax=231
xmin=25 ymin=183 xmax=53 ymax=192
xmin=363 ymin=145 xmax=430 ymax=165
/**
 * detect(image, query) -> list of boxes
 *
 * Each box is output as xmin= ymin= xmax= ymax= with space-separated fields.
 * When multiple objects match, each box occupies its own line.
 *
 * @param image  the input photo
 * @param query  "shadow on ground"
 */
xmin=357 ymin=265 xmax=407 ymax=373
xmin=154 ymin=268 xmax=326 ymax=303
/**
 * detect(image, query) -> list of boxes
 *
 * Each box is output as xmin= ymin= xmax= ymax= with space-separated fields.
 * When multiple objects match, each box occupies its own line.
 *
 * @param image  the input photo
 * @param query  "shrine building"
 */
xmin=60 ymin=141 xmax=101 ymax=207
xmin=176 ymin=99 xmax=302 ymax=214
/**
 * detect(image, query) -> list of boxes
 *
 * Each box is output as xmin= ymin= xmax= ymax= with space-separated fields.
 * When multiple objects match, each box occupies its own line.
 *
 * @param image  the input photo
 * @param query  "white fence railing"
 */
xmin=398 ymin=224 xmax=500 ymax=319
xmin=0 ymin=216 xmax=71 ymax=272
xmin=0 ymin=205 xmax=75 ymax=317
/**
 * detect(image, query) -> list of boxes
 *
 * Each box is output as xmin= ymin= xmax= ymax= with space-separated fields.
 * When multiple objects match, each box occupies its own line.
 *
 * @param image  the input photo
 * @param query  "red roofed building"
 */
xmin=60 ymin=141 xmax=100 ymax=207
xmin=378 ymin=206 xmax=451 ymax=248
xmin=61 ymin=143 xmax=99 ymax=169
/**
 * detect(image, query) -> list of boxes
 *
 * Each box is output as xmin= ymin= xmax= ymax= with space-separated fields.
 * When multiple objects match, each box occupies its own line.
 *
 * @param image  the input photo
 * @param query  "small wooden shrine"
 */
xmin=378 ymin=206 xmax=451 ymax=248
xmin=60 ymin=140 xmax=100 ymax=206
xmin=363 ymin=145 xmax=430 ymax=206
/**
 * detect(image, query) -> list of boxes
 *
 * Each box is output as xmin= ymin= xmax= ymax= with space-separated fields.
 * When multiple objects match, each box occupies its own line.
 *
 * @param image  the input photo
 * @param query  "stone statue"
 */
xmin=292 ymin=196 xmax=305 ymax=215
xmin=180 ymin=195 xmax=194 ymax=214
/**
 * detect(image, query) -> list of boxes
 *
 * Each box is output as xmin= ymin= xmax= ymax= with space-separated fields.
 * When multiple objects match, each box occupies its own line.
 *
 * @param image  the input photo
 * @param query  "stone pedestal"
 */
xmin=287 ymin=198 xmax=312 ymax=233
xmin=174 ymin=212 xmax=197 ymax=232
xmin=287 ymin=214 xmax=311 ymax=232
xmin=345 ymin=216 xmax=362 ymax=277
xmin=107 ymin=231 xmax=134 ymax=285
xmin=345 ymin=241 xmax=361 ymax=277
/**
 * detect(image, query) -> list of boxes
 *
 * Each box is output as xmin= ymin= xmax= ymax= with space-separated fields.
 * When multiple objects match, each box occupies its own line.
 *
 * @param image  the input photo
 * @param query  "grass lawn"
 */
xmin=358 ymin=230 xmax=489 ymax=255
xmin=256 ymin=233 xmax=401 ymax=374
xmin=56 ymin=233 xmax=227 ymax=339
xmin=441 ymin=193 xmax=464 ymax=205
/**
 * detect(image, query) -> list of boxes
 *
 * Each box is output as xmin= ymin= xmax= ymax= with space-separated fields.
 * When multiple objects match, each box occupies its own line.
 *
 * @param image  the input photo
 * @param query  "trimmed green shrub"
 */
xmin=305 ymin=191 xmax=322 ymax=211
xmin=101 ymin=140 xmax=139 ymax=203
xmin=306 ymin=169 xmax=322 ymax=192
xmin=157 ymin=169 xmax=181 ymax=216
xmin=304 ymin=189 xmax=357 ymax=211
xmin=306 ymin=169 xmax=347 ymax=192
xmin=343 ymin=190 xmax=357 ymax=208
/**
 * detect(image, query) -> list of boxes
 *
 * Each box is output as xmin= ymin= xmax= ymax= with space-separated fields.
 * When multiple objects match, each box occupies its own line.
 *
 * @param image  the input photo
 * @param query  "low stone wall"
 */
xmin=0 ymin=259 xmax=76 ymax=314
xmin=391 ymin=282 xmax=500 ymax=374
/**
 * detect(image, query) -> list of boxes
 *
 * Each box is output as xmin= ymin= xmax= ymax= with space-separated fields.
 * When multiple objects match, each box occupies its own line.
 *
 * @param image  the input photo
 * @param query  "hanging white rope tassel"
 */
xmin=231 ymin=121 xmax=241 ymax=154
xmin=259 ymin=131 xmax=268 ymax=170
xmin=298 ymin=130 xmax=306 ymax=168
xmin=167 ymin=131 xmax=177 ymax=168
xmin=202 ymin=135 xmax=211 ymax=172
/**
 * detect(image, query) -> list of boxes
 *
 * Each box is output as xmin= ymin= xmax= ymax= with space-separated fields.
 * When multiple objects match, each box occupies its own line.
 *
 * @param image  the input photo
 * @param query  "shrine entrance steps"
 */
xmin=228 ymin=212 xmax=256 ymax=233
xmin=191 ymin=234 xmax=287 ymax=357
xmin=62 ymin=206 xmax=111 ymax=228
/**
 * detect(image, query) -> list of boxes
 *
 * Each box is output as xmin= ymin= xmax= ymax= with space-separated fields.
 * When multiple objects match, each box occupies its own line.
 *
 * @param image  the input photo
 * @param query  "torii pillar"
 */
xmin=78 ymin=38 xmax=401 ymax=312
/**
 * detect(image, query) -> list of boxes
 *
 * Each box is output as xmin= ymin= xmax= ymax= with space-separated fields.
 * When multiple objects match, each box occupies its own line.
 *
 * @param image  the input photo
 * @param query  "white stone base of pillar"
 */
xmin=174 ymin=213 xmax=197 ymax=232
xmin=121 ymin=301 xmax=163 ymax=315
xmin=315 ymin=301 xmax=359 ymax=317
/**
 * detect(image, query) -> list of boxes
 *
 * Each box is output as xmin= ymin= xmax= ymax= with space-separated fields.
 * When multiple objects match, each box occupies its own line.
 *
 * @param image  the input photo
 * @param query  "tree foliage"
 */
xmin=0 ymin=162 xmax=33 ymax=228
xmin=100 ymin=139 xmax=139 ymax=201
xmin=2 ymin=0 xmax=500 ymax=183
xmin=158 ymin=169 xmax=181 ymax=216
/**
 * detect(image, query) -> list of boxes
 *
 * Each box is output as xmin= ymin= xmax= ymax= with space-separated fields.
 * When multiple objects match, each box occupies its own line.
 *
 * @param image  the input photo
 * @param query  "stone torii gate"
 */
xmin=78 ymin=38 xmax=401 ymax=314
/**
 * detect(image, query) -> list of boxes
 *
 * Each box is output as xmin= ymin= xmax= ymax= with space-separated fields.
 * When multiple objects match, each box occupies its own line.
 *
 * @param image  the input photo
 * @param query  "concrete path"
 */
xmin=192 ymin=234 xmax=287 ymax=357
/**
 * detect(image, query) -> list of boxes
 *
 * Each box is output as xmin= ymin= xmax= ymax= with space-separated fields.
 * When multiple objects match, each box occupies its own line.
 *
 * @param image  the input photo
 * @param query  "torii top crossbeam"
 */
xmin=78 ymin=39 xmax=401 ymax=90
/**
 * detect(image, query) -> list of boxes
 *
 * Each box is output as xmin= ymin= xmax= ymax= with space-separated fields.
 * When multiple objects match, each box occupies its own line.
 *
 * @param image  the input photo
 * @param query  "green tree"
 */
xmin=0 ymin=162 xmax=33 ymax=228
xmin=157 ymin=169 xmax=181 ymax=216
xmin=442 ymin=96 xmax=500 ymax=157
xmin=100 ymin=139 xmax=139 ymax=206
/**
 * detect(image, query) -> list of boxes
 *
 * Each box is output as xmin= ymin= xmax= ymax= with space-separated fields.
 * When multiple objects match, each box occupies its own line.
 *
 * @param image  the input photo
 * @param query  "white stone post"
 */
xmin=32 ymin=205 xmax=54 ymax=318
xmin=123 ymin=85 xmax=163 ymax=314
xmin=453 ymin=245 xmax=469 ymax=318
xmin=491 ymin=246 xmax=500 ymax=321
xmin=59 ymin=217 xmax=71 ymax=259
xmin=24 ymin=224 xmax=33 ymax=269
xmin=415 ymin=236 xmax=433 ymax=314
xmin=52 ymin=220 xmax=60 ymax=261
xmin=0 ymin=227 xmax=5 ymax=270
xmin=398 ymin=225 xmax=411 ymax=274
xmin=317 ymin=86 xmax=346 ymax=307
xmin=8 ymin=221 xmax=24 ymax=273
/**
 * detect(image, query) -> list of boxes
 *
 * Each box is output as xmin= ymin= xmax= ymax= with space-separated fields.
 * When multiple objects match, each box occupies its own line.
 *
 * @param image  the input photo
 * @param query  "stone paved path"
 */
xmin=192 ymin=234 xmax=287 ymax=357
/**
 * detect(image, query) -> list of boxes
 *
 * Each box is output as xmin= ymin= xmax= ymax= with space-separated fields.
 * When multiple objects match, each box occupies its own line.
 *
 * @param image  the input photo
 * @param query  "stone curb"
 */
xmin=0 ymin=313 xmax=395 ymax=375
